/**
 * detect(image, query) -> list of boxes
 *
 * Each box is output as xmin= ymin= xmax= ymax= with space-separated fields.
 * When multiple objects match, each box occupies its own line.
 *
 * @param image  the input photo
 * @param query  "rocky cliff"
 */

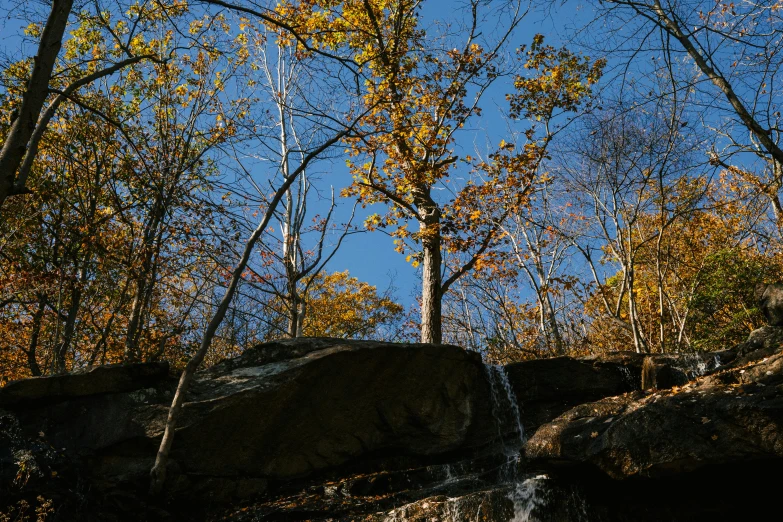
xmin=1 ymin=326 xmax=781 ymax=521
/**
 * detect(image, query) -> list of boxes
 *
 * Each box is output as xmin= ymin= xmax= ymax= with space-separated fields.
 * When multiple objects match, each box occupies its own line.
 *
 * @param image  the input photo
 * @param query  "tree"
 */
xmin=277 ymin=270 xmax=405 ymax=339
xmin=0 ymin=0 xmax=74 ymax=205
xmin=555 ymin=90 xmax=705 ymax=353
xmin=240 ymin=34 xmax=359 ymax=339
xmin=438 ymin=35 xmax=606 ymax=358
xmin=499 ymin=189 xmax=574 ymax=354
xmin=0 ymin=5 xmax=244 ymax=376
xmin=597 ymin=0 xmax=783 ymax=236
xmin=148 ymin=121 xmax=351 ymax=493
xmin=0 ymin=0 xmax=180 ymax=208
xmin=340 ymin=0 xmax=530 ymax=344
xmin=146 ymin=0 xmax=372 ymax=490
xmin=111 ymin=17 xmax=245 ymax=362
xmin=1 ymin=97 xmax=135 ymax=376
xmin=441 ymin=273 xmax=545 ymax=362
xmin=582 ymin=203 xmax=783 ymax=354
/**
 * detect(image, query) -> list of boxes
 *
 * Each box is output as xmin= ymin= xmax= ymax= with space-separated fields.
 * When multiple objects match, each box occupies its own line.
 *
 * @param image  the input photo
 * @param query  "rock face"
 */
xmin=0 ymin=362 xmax=170 ymax=407
xmin=171 ymin=340 xmax=497 ymax=492
xmin=2 ymin=335 xmax=781 ymax=521
xmin=736 ymin=324 xmax=783 ymax=358
xmin=504 ymin=352 xmax=643 ymax=432
xmin=526 ymin=330 xmax=783 ymax=479
xmin=0 ymin=339 xmax=654 ymax=508
xmin=1 ymin=339 xmax=503 ymax=505
xmin=756 ymin=283 xmax=783 ymax=326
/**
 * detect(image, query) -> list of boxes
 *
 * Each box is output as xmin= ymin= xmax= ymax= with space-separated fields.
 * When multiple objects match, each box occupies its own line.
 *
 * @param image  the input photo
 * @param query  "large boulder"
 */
xmin=1 ymin=339 xmax=498 ymax=503
xmin=525 ymin=336 xmax=783 ymax=479
xmin=735 ymin=324 xmax=783 ymax=360
xmin=171 ymin=340 xmax=497 ymax=488
xmin=756 ymin=283 xmax=783 ymax=326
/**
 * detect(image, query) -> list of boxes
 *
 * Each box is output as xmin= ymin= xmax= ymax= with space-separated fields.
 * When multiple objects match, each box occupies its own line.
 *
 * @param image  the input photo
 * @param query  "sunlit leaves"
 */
xmin=297 ymin=271 xmax=404 ymax=338
xmin=509 ymin=35 xmax=605 ymax=122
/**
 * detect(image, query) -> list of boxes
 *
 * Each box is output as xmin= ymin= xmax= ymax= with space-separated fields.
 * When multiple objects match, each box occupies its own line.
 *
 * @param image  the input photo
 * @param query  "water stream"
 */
xmin=508 ymin=475 xmax=549 ymax=522
xmin=485 ymin=364 xmax=558 ymax=521
xmin=485 ymin=364 xmax=526 ymax=448
xmin=682 ymin=353 xmax=722 ymax=379
xmin=375 ymin=363 xmax=588 ymax=521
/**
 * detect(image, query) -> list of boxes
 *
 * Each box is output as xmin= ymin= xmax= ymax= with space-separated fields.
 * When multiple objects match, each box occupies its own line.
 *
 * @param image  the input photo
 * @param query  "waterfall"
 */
xmin=682 ymin=353 xmax=722 ymax=379
xmin=484 ymin=365 xmax=582 ymax=522
xmin=374 ymin=362 xmax=595 ymax=522
xmin=483 ymin=363 xmax=526 ymax=486
xmin=508 ymin=475 xmax=548 ymax=522
xmin=485 ymin=364 xmax=525 ymax=448
xmin=508 ymin=474 xmax=590 ymax=522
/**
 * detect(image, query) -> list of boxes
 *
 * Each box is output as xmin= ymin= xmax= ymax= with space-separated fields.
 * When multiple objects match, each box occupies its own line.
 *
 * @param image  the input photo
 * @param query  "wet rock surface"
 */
xmin=526 ymin=328 xmax=783 ymax=480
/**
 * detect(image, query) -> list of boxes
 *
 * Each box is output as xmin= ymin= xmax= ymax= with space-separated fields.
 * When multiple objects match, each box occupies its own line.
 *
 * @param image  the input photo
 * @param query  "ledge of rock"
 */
xmin=0 ymin=362 xmax=170 ymax=408
xmin=525 ymin=329 xmax=783 ymax=479
xmin=640 ymin=350 xmax=733 ymax=391
xmin=756 ymin=283 xmax=783 ymax=327
xmin=504 ymin=352 xmax=644 ymax=432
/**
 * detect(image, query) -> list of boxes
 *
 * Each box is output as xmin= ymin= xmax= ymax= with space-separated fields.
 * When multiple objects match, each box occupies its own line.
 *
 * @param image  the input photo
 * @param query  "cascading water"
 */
xmin=508 ymin=475 xmax=549 ymax=522
xmin=485 ymin=364 xmax=526 ymax=447
xmin=377 ymin=362 xmax=590 ymax=522
xmin=484 ymin=363 xmax=560 ymax=521
xmin=483 ymin=364 xmax=591 ymax=521
xmin=682 ymin=353 xmax=722 ymax=379
xmin=484 ymin=364 xmax=526 ymax=483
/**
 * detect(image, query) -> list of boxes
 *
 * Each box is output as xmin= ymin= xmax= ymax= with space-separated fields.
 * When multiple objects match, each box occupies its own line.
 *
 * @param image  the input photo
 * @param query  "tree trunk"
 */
xmin=627 ymin=265 xmax=647 ymax=354
xmin=125 ymin=199 xmax=165 ymax=361
xmin=540 ymin=292 xmax=564 ymax=353
xmin=124 ymin=288 xmax=146 ymax=360
xmin=531 ymin=249 xmax=564 ymax=353
xmin=766 ymin=161 xmax=783 ymax=236
xmin=0 ymin=0 xmax=73 ymax=206
xmin=643 ymin=0 xmax=783 ymax=169
xmin=27 ymin=298 xmax=45 ymax=376
xmin=55 ymin=277 xmax=83 ymax=374
xmin=149 ymin=218 xmax=272 ymax=495
xmin=296 ymin=300 xmax=306 ymax=337
xmin=287 ymin=293 xmax=300 ymax=338
xmin=147 ymin=125 xmax=348 ymax=496
xmin=655 ymin=232 xmax=667 ymax=353
xmin=420 ymin=208 xmax=442 ymax=344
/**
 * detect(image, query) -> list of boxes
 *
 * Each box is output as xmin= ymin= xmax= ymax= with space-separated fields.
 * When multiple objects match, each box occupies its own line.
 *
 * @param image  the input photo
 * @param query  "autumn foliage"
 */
xmin=2 ymin=0 xmax=783 ymax=382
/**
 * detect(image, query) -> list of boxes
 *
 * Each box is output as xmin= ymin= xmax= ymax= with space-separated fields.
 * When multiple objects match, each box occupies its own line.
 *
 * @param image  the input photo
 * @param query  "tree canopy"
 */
xmin=2 ymin=2 xmax=783 ymax=483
